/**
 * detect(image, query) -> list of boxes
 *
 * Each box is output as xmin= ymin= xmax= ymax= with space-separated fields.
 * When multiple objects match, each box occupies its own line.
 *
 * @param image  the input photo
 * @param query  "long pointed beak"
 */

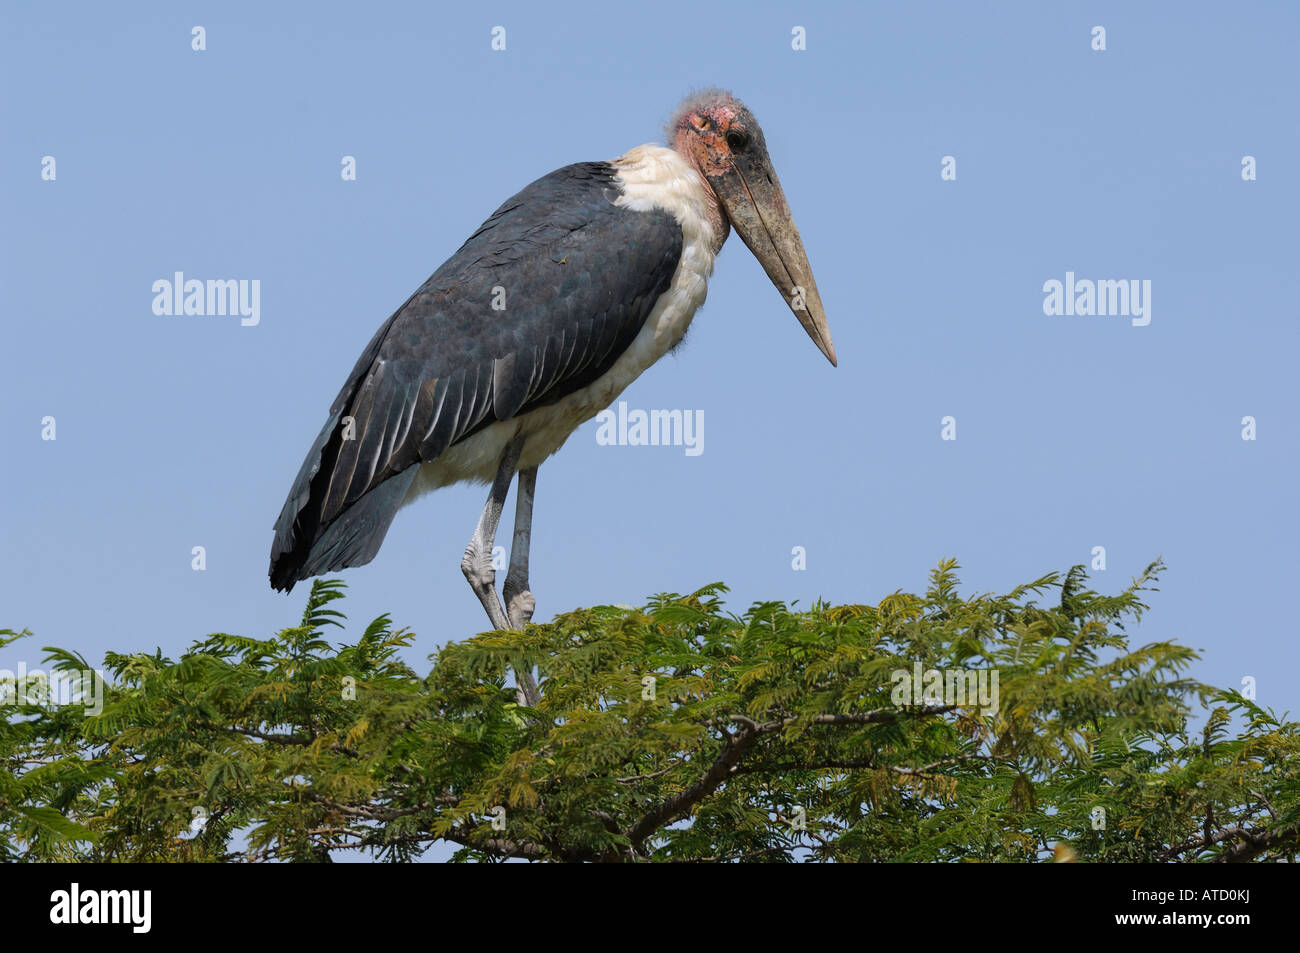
xmin=710 ymin=148 xmax=837 ymax=366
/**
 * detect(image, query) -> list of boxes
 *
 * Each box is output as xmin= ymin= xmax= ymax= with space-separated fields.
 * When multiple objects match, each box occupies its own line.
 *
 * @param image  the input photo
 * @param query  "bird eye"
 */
xmin=726 ymin=130 xmax=748 ymax=151
xmin=692 ymin=114 xmax=709 ymax=131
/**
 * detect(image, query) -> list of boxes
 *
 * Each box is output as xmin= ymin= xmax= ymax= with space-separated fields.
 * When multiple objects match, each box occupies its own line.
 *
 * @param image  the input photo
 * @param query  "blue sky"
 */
xmin=3 ymin=0 xmax=1297 ymax=838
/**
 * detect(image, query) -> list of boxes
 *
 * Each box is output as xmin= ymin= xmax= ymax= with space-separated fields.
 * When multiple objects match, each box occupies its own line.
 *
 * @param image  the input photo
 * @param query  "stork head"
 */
xmin=670 ymin=89 xmax=837 ymax=366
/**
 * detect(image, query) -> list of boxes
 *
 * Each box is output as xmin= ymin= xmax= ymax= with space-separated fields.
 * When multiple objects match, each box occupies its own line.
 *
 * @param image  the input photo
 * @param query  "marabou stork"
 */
xmin=270 ymin=90 xmax=836 ymax=699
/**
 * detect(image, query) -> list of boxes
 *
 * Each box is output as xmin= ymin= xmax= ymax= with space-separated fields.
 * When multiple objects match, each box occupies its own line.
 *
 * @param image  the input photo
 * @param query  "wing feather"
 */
xmin=270 ymin=161 xmax=684 ymax=591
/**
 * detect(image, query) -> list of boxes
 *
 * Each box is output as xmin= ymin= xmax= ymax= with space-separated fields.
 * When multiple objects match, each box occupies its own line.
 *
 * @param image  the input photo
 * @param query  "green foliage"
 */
xmin=2 ymin=561 xmax=1297 ymax=862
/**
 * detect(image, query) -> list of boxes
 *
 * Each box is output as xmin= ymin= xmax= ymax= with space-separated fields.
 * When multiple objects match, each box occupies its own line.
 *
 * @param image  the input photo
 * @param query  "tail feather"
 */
xmin=269 ymin=411 xmax=416 ymax=592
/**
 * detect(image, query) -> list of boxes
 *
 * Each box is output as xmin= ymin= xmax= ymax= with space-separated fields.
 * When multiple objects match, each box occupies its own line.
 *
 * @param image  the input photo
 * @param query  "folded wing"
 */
xmin=269 ymin=162 xmax=683 ymax=591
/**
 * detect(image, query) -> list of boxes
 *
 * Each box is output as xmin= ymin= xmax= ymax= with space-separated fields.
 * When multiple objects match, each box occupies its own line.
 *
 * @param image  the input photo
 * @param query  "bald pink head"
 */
xmin=668 ymin=88 xmax=755 ymax=178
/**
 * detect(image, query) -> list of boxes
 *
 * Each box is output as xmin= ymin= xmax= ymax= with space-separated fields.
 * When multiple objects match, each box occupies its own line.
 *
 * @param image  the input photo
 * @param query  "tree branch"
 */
xmin=1210 ymin=819 xmax=1300 ymax=863
xmin=627 ymin=705 xmax=959 ymax=848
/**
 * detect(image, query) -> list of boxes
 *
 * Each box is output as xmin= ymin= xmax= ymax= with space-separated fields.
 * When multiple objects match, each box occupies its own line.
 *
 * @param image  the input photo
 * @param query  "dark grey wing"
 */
xmin=270 ymin=162 xmax=683 ymax=591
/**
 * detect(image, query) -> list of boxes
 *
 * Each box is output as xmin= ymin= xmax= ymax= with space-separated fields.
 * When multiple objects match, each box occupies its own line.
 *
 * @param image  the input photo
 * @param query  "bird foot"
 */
xmin=462 ymin=544 xmax=511 ymax=631
xmin=505 ymin=588 xmax=535 ymax=631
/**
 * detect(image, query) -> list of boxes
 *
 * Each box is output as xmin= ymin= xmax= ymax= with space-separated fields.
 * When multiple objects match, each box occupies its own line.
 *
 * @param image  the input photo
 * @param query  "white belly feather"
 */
xmin=402 ymin=145 xmax=721 ymax=503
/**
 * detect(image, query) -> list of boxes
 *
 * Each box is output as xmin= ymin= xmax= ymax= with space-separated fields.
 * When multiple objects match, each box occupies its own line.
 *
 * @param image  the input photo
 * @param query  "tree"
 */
xmin=2 ymin=560 xmax=1297 ymax=862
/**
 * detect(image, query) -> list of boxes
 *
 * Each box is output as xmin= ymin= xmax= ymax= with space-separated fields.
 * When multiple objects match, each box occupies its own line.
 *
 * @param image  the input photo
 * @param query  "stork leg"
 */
xmin=504 ymin=466 xmax=540 ymax=706
xmin=503 ymin=466 xmax=537 ymax=631
xmin=461 ymin=440 xmax=540 ymax=708
xmin=461 ymin=438 xmax=522 ymax=634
